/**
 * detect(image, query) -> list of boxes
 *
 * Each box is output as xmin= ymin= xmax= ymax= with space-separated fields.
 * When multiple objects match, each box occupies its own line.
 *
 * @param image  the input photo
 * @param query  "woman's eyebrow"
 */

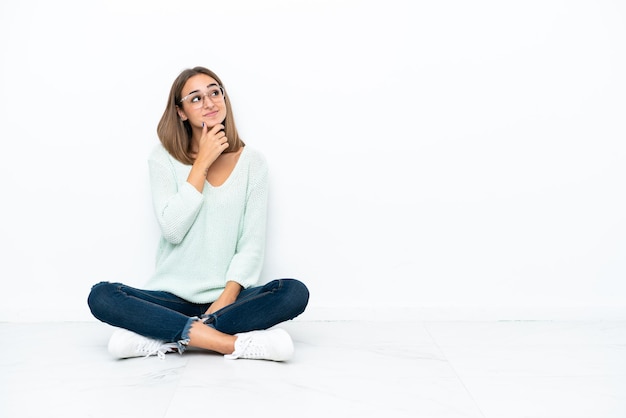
xmin=185 ymin=84 xmax=218 ymax=95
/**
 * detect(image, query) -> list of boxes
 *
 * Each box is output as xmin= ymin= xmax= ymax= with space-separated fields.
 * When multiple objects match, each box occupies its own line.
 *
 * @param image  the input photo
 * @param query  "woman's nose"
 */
xmin=202 ymin=95 xmax=216 ymax=108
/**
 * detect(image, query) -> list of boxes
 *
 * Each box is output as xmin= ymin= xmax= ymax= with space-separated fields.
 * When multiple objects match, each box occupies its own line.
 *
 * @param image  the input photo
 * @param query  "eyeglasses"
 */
xmin=179 ymin=85 xmax=225 ymax=108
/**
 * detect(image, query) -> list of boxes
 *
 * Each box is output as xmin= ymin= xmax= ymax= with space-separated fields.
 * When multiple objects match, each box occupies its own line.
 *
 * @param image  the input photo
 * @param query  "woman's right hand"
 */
xmin=197 ymin=123 xmax=229 ymax=167
xmin=187 ymin=123 xmax=229 ymax=193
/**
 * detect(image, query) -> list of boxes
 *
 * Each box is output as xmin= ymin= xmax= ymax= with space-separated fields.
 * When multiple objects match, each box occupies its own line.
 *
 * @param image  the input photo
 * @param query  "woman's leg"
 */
xmin=203 ymin=278 xmax=310 ymax=335
xmin=88 ymin=279 xmax=309 ymax=358
xmin=87 ymin=281 xmax=207 ymax=343
xmin=184 ymin=279 xmax=308 ymax=354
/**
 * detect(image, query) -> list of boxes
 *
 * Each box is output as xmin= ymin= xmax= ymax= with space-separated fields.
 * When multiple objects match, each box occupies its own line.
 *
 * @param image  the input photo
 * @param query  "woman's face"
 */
xmin=177 ymin=74 xmax=227 ymax=129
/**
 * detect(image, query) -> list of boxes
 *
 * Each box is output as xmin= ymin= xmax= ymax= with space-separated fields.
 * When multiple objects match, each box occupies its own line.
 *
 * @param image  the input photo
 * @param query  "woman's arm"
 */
xmin=206 ymin=280 xmax=243 ymax=314
xmin=149 ymin=125 xmax=228 ymax=244
xmin=148 ymin=156 xmax=204 ymax=245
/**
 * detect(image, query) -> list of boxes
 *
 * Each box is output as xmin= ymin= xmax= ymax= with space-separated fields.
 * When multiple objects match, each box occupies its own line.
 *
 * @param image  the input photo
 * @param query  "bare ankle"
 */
xmin=188 ymin=320 xmax=236 ymax=354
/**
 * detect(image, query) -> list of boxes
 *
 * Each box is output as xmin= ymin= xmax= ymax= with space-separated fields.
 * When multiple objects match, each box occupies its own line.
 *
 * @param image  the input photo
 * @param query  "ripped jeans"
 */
xmin=87 ymin=279 xmax=309 ymax=350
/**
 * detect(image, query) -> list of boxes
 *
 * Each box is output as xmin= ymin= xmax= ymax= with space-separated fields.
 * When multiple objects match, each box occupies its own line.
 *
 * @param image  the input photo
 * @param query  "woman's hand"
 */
xmin=196 ymin=123 xmax=229 ymax=167
xmin=187 ymin=123 xmax=229 ymax=192
xmin=206 ymin=281 xmax=243 ymax=315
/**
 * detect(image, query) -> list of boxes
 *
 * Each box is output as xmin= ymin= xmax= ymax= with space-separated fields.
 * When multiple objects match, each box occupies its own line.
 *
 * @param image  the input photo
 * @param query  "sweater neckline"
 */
xmin=204 ymin=146 xmax=247 ymax=189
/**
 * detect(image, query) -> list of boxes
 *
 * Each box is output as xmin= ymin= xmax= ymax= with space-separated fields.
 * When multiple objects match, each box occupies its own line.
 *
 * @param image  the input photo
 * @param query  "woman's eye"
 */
xmin=190 ymin=95 xmax=202 ymax=103
xmin=209 ymin=89 xmax=220 ymax=97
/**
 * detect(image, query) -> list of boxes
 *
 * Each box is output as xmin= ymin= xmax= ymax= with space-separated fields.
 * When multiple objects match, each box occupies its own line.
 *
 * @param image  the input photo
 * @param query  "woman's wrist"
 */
xmin=222 ymin=280 xmax=243 ymax=299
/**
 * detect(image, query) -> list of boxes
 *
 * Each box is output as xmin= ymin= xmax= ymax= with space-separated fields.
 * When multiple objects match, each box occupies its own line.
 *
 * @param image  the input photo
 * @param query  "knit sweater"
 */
xmin=142 ymin=143 xmax=268 ymax=303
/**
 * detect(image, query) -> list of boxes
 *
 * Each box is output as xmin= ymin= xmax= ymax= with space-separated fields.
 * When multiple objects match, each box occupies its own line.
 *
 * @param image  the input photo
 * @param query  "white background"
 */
xmin=1 ymin=0 xmax=625 ymax=321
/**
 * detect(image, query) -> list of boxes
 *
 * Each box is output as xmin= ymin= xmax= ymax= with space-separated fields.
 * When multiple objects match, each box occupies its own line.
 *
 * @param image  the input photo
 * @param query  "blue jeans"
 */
xmin=87 ymin=279 xmax=309 ymax=349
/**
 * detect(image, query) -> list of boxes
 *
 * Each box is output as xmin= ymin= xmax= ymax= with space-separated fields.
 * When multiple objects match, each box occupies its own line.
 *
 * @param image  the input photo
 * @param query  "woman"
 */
xmin=88 ymin=66 xmax=309 ymax=361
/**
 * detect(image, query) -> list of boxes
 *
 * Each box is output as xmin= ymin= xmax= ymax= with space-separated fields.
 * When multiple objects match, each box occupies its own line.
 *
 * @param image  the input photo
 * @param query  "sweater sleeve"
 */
xmin=225 ymin=152 xmax=269 ymax=288
xmin=148 ymin=148 xmax=204 ymax=245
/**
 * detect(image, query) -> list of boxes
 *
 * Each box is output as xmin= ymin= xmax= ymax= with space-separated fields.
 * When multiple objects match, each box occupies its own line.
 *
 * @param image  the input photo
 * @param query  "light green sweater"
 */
xmin=143 ymin=144 xmax=268 ymax=303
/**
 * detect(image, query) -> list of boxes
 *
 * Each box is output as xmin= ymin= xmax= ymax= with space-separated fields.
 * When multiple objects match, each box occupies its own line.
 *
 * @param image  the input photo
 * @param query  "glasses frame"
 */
xmin=179 ymin=84 xmax=225 ymax=108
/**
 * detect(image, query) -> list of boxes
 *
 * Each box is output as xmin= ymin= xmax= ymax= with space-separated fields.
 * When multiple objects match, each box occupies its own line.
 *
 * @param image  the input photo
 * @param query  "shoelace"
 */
xmin=136 ymin=340 xmax=176 ymax=360
xmin=237 ymin=336 xmax=268 ymax=359
xmin=224 ymin=335 xmax=261 ymax=359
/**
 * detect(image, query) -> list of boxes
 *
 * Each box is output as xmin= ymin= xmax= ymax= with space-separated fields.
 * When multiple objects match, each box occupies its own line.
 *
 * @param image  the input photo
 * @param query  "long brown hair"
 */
xmin=157 ymin=66 xmax=244 ymax=165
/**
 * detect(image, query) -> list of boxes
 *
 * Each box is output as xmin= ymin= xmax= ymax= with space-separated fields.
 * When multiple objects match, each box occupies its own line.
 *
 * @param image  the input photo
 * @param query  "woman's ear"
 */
xmin=176 ymin=106 xmax=188 ymax=121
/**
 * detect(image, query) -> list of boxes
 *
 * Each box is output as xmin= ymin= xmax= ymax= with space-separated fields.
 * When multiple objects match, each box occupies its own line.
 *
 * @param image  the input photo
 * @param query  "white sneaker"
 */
xmin=107 ymin=328 xmax=178 ymax=359
xmin=224 ymin=328 xmax=294 ymax=361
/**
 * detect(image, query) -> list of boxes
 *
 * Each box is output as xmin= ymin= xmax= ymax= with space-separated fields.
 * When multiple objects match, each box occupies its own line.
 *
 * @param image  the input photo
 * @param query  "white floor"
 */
xmin=1 ymin=320 xmax=625 ymax=418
